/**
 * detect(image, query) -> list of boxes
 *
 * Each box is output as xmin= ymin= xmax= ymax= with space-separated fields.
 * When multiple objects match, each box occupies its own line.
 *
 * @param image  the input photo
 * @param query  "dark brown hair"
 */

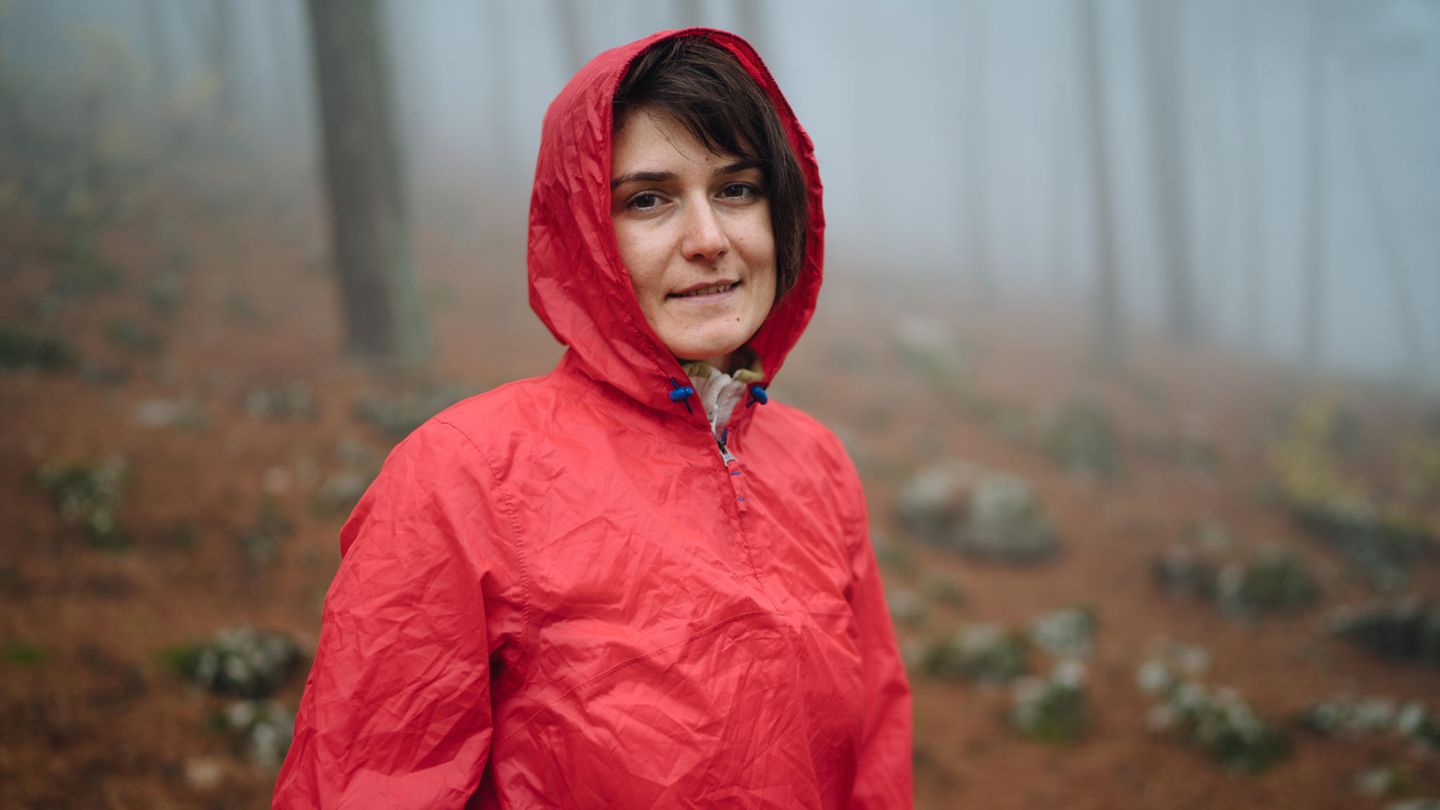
xmin=613 ymin=37 xmax=808 ymax=299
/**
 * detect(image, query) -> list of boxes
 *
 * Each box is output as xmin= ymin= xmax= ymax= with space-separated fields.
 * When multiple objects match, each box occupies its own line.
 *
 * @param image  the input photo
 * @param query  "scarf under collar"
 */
xmin=681 ymin=360 xmax=764 ymax=443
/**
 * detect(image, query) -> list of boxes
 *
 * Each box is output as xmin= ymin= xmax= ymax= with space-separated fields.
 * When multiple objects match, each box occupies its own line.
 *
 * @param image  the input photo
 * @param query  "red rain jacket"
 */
xmin=274 ymin=28 xmax=912 ymax=809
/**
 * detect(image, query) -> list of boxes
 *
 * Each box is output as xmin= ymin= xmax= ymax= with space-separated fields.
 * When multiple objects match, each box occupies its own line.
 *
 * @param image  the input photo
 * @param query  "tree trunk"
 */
xmin=1301 ymin=1 xmax=1329 ymax=369
xmin=211 ymin=0 xmax=239 ymax=128
xmin=677 ymin=0 xmax=704 ymax=26
xmin=1139 ymin=0 xmax=1200 ymax=344
xmin=1345 ymin=71 xmax=1425 ymax=380
xmin=143 ymin=0 xmax=176 ymax=102
xmin=1239 ymin=0 xmax=1264 ymax=348
xmin=556 ymin=0 xmax=587 ymax=76
xmin=267 ymin=0 xmax=309 ymax=146
xmin=962 ymin=0 xmax=992 ymax=299
xmin=305 ymin=0 xmax=428 ymax=363
xmin=1079 ymin=0 xmax=1124 ymax=371
xmin=734 ymin=0 xmax=768 ymax=58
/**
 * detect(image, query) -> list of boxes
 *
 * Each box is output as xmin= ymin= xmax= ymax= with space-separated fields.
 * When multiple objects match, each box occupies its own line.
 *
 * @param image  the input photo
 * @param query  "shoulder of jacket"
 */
xmin=757 ymin=400 xmax=856 ymax=469
xmin=419 ymin=373 xmax=564 ymax=443
xmin=393 ymin=371 xmax=582 ymax=481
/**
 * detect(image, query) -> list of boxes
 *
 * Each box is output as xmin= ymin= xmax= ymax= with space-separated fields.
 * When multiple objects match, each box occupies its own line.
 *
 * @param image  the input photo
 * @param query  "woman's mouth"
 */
xmin=669 ymin=282 xmax=738 ymax=299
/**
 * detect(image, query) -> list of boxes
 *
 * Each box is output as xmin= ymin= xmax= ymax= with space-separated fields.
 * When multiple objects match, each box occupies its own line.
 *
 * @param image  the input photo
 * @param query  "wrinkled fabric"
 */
xmin=274 ymin=27 xmax=912 ymax=810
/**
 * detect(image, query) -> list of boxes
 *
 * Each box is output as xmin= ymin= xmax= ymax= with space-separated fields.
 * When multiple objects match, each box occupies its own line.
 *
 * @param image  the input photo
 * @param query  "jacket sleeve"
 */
xmin=274 ymin=421 xmax=515 ymax=809
xmin=839 ymin=452 xmax=914 ymax=808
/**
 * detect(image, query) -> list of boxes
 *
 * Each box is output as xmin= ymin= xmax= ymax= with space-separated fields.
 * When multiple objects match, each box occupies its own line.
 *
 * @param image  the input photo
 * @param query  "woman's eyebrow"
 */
xmin=611 ymin=170 xmax=674 ymax=190
xmin=716 ymin=160 xmax=761 ymax=177
xmin=611 ymin=161 xmax=761 ymax=190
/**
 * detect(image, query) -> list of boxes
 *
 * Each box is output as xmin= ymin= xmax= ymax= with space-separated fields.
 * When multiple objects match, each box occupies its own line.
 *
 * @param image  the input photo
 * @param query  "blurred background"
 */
xmin=1 ymin=1 xmax=1437 ymax=808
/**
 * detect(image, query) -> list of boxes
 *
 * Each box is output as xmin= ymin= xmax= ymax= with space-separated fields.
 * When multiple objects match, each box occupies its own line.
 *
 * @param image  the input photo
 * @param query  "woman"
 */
xmin=275 ymin=28 xmax=911 ymax=808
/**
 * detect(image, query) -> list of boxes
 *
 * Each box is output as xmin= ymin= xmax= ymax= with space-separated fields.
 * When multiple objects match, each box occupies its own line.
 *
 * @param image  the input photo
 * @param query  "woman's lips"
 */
xmin=668 ymin=281 xmax=739 ymax=300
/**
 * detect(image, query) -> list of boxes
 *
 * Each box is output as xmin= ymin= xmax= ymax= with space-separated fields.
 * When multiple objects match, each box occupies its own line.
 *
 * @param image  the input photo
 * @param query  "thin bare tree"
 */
xmin=305 ymin=0 xmax=428 ymax=362
xmin=1078 ymin=0 xmax=1123 ymax=371
xmin=1239 ymin=0 xmax=1264 ymax=348
xmin=734 ymin=0 xmax=768 ymax=56
xmin=962 ymin=0 xmax=992 ymax=299
xmin=1300 ymin=1 xmax=1330 ymax=369
xmin=1139 ymin=0 xmax=1200 ymax=344
xmin=556 ymin=0 xmax=587 ymax=76
xmin=1344 ymin=60 xmax=1425 ymax=379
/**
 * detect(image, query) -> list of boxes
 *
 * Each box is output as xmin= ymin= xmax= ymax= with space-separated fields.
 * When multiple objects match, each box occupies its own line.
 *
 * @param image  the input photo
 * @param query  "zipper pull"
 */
xmin=718 ymin=428 xmax=736 ymax=465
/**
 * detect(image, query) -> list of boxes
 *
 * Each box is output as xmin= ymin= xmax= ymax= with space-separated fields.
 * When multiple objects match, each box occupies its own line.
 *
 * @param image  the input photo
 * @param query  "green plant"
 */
xmin=2 ymin=639 xmax=46 ymax=667
xmin=0 ymin=321 xmax=76 ymax=370
xmin=1046 ymin=398 xmax=1120 ymax=478
xmin=36 ymin=456 xmax=128 ymax=547
xmin=106 ymin=316 xmax=164 ymax=353
xmin=233 ymin=501 xmax=292 ymax=566
xmin=924 ymin=623 xmax=1030 ymax=684
xmin=162 ymin=626 xmax=301 ymax=699
xmin=1010 ymin=660 xmax=1091 ymax=743
xmin=1138 ymin=642 xmax=1289 ymax=774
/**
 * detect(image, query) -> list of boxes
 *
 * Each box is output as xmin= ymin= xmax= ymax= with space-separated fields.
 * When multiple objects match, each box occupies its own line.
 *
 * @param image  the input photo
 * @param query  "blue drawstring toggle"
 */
xmin=747 ymin=384 xmax=769 ymax=407
xmin=668 ymin=377 xmax=695 ymax=414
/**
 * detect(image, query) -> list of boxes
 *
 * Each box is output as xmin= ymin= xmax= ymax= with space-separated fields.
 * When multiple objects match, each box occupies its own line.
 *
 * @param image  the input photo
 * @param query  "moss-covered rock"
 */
xmin=1155 ymin=544 xmax=1318 ymax=619
xmin=1138 ymin=638 xmax=1288 ymax=774
xmin=105 ymin=316 xmax=164 ymax=354
xmin=1152 ymin=545 xmax=1220 ymax=600
xmin=919 ymin=573 xmax=967 ymax=607
xmin=895 ymin=318 xmax=970 ymax=394
xmin=0 ymin=322 xmax=77 ymax=371
xmin=36 ymin=456 xmax=128 ymax=547
xmin=1303 ymin=694 xmax=1401 ymax=737
xmin=885 ymin=588 xmax=927 ymax=628
xmin=1351 ymin=764 xmax=1413 ymax=799
xmin=132 ymin=396 xmax=210 ymax=430
xmin=1045 ymin=399 xmax=1119 ymax=478
xmin=1026 ymin=607 xmax=1097 ymax=660
xmin=924 ymin=623 xmax=1030 ymax=684
xmin=1010 ymin=659 xmax=1091 ymax=743
xmin=165 ymin=627 xmax=301 ymax=699
xmin=245 ymin=382 xmax=317 ymax=421
xmin=1214 ymin=546 xmax=1319 ymax=618
xmin=217 ymin=699 xmax=294 ymax=769
xmin=1270 ymin=397 xmax=1433 ymax=591
xmin=1303 ymin=693 xmax=1439 ymax=751
xmin=1331 ymin=599 xmax=1440 ymax=666
xmin=897 ymin=462 xmax=1058 ymax=563
xmin=233 ymin=502 xmax=293 ymax=566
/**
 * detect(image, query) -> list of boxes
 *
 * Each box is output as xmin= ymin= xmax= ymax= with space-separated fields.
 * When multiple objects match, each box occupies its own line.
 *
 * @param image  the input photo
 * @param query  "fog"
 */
xmin=2 ymin=0 xmax=1438 ymax=387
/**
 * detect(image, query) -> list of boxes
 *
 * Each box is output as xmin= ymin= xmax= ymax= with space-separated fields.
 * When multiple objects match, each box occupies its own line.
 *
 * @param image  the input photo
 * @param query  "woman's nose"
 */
xmin=680 ymin=201 xmax=727 ymax=262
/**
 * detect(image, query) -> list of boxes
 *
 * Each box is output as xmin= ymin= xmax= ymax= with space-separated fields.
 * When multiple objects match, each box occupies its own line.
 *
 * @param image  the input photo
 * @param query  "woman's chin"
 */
xmin=666 ymin=336 xmax=748 ymax=369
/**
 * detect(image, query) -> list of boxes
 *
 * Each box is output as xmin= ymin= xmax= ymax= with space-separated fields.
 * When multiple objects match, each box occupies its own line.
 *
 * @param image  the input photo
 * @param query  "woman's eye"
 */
xmin=719 ymin=183 xmax=757 ymax=200
xmin=628 ymin=192 xmax=662 ymax=211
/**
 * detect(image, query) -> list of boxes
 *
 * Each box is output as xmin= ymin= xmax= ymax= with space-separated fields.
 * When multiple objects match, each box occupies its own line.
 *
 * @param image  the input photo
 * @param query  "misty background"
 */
xmin=5 ymin=2 xmax=1440 ymax=807
xmin=2 ymin=0 xmax=1436 ymax=388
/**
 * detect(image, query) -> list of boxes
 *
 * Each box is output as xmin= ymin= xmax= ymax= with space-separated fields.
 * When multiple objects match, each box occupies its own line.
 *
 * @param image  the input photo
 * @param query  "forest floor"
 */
xmin=1 ymin=179 xmax=1438 ymax=809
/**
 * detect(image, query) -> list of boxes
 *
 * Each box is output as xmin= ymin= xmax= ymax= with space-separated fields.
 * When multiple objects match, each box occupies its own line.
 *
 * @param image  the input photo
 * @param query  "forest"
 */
xmin=0 ymin=0 xmax=1437 ymax=807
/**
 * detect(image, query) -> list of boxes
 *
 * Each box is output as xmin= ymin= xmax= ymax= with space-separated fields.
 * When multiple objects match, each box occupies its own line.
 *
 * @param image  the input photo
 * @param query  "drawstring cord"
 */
xmin=669 ymin=378 xmax=766 ymax=416
xmin=668 ymin=377 xmax=695 ymax=414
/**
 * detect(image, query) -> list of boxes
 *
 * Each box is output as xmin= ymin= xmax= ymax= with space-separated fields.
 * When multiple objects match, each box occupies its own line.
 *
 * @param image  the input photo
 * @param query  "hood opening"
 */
xmin=527 ymin=28 xmax=825 ymax=417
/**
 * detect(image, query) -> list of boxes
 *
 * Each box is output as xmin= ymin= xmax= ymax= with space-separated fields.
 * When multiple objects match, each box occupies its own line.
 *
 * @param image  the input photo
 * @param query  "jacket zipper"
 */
xmin=716 ymin=428 xmax=747 ymax=514
xmin=718 ymin=433 xmax=736 ymax=465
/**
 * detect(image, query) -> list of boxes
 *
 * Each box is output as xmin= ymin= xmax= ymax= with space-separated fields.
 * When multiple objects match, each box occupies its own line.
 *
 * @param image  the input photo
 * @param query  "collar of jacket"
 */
xmin=526 ymin=27 xmax=826 ymax=425
xmin=683 ymin=360 xmax=764 ymax=442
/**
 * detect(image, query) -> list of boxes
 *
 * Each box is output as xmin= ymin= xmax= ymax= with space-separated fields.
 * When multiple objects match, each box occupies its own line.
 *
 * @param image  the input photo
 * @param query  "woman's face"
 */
xmin=611 ymin=107 xmax=777 ymax=371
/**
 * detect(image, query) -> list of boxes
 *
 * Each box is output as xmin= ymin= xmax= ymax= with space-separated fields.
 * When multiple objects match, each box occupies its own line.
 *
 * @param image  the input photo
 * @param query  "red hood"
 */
xmin=527 ymin=28 xmax=825 ymax=412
